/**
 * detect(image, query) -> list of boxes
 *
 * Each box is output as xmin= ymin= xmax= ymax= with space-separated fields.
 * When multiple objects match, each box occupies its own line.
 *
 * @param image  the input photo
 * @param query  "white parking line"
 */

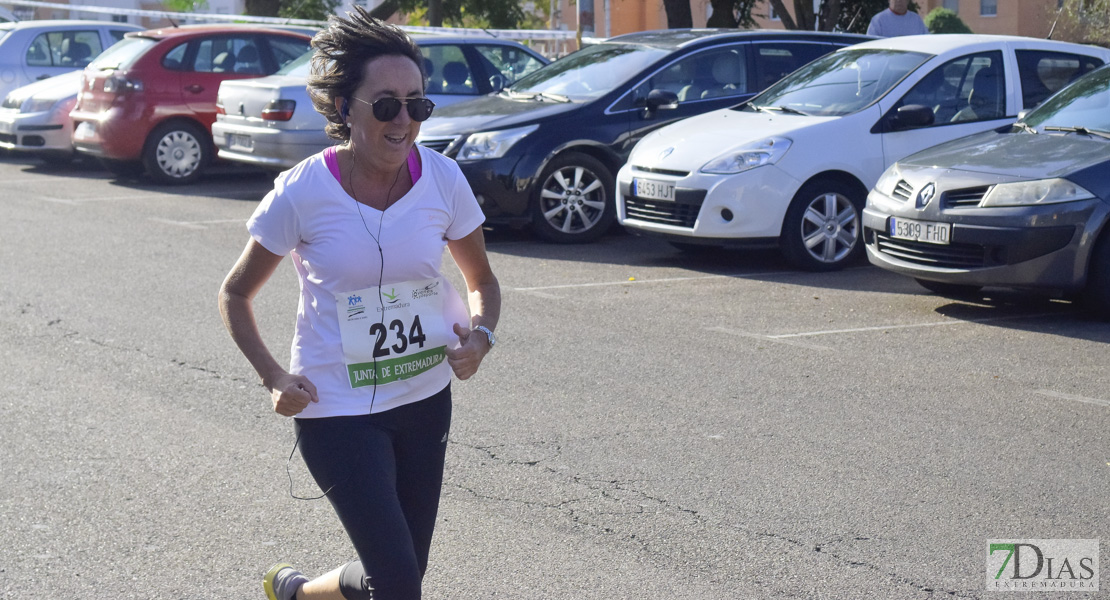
xmin=707 ymin=326 xmax=832 ymax=351
xmin=769 ymin=312 xmax=1058 ymax=339
xmin=1034 ymin=390 xmax=1110 ymax=408
xmin=149 ymin=217 xmax=246 ymax=229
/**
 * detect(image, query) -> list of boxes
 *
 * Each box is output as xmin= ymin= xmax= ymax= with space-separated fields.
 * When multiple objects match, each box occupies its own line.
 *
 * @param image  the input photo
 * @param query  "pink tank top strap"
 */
xmin=324 ymin=145 xmax=420 ymax=185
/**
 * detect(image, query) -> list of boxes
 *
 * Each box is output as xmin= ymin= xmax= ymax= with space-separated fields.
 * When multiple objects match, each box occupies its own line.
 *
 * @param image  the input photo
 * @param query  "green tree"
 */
xmin=924 ymin=7 xmax=972 ymax=33
xmin=278 ymin=0 xmax=338 ymax=21
xmin=1051 ymin=0 xmax=1110 ymax=46
xmin=163 ymin=0 xmax=208 ymax=13
xmin=365 ymin=0 xmax=537 ymax=28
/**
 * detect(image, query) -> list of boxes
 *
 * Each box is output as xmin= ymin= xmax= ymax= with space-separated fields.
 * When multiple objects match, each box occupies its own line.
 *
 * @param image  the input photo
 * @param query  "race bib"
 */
xmin=336 ymin=277 xmax=451 ymax=389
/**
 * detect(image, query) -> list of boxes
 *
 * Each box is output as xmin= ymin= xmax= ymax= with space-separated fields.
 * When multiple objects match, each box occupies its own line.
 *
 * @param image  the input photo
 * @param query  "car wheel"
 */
xmin=99 ymin=158 xmax=145 ymax=179
xmin=780 ymin=178 xmax=864 ymax=271
xmin=531 ymin=152 xmax=614 ymax=244
xmin=142 ymin=121 xmax=210 ymax=185
xmin=1079 ymin=233 xmax=1110 ymax=319
xmin=914 ymin=278 xmax=982 ymax=298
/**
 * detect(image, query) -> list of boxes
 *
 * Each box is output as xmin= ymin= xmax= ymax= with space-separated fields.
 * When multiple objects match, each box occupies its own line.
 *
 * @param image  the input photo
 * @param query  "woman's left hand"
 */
xmin=445 ymin=323 xmax=490 ymax=380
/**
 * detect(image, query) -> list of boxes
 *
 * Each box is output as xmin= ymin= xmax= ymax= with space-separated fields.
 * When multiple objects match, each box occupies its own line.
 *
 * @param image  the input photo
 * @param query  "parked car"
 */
xmin=616 ymin=35 xmax=1110 ymax=270
xmin=0 ymin=7 xmax=18 ymax=22
xmin=0 ymin=69 xmax=84 ymax=163
xmin=212 ymin=35 xmax=548 ymax=171
xmin=864 ymin=64 xmax=1110 ymax=314
xmin=69 ymin=24 xmax=312 ymax=184
xmin=415 ymin=29 xmax=874 ymax=243
xmin=0 ymin=20 xmax=142 ymax=101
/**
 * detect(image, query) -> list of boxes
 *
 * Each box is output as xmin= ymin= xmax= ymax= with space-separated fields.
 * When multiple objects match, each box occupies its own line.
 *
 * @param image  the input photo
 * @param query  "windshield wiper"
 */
xmin=753 ymin=104 xmax=809 ymax=116
xmin=1014 ymin=122 xmax=1037 ymax=134
xmin=534 ymin=92 xmax=570 ymax=103
xmin=1043 ymin=125 xmax=1110 ymax=140
xmin=502 ymin=90 xmax=570 ymax=103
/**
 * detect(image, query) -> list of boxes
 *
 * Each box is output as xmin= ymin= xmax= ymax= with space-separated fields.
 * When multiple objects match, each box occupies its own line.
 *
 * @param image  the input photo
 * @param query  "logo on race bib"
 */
xmin=413 ymin=281 xmax=441 ymax=300
xmin=383 ymin=288 xmax=400 ymax=303
xmin=346 ymin=294 xmax=366 ymax=320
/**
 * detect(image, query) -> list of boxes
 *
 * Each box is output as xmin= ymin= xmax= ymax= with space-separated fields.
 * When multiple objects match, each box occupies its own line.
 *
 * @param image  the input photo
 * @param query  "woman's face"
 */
xmin=341 ymin=54 xmax=424 ymax=165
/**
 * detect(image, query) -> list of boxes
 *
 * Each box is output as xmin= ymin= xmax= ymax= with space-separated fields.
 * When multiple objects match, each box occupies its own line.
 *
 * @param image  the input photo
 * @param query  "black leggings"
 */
xmin=294 ymin=385 xmax=451 ymax=600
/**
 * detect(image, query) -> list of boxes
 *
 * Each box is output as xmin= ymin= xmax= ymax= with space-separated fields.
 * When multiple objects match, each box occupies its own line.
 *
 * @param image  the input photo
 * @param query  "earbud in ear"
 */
xmin=341 ymin=99 xmax=350 ymax=120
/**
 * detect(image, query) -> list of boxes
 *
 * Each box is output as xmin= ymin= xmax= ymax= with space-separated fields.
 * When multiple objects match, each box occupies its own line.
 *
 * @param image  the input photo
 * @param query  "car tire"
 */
xmin=100 ymin=158 xmax=145 ymax=179
xmin=1079 ymin=233 xmax=1110 ymax=319
xmin=914 ymin=278 xmax=982 ymax=298
xmin=780 ymin=178 xmax=864 ymax=271
xmin=142 ymin=121 xmax=210 ymax=185
xmin=531 ymin=152 xmax=614 ymax=244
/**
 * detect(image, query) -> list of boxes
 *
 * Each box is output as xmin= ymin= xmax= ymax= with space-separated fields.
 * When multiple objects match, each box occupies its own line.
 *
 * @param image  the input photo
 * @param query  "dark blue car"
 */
xmin=865 ymin=63 xmax=1110 ymax=316
xmin=416 ymin=29 xmax=873 ymax=243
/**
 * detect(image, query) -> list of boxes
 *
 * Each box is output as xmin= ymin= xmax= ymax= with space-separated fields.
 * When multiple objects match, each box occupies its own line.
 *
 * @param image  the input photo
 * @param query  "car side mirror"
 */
xmin=489 ymin=74 xmax=507 ymax=93
xmin=891 ymin=104 xmax=934 ymax=130
xmin=643 ymin=89 xmax=679 ymax=117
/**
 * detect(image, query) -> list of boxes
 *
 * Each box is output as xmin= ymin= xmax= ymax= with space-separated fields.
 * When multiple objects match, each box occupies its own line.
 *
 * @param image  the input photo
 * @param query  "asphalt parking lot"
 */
xmin=1 ymin=153 xmax=1106 ymax=599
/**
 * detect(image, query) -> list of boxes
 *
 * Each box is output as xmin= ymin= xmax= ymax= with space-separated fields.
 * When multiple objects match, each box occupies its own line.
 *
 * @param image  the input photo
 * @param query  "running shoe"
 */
xmin=263 ymin=563 xmax=308 ymax=600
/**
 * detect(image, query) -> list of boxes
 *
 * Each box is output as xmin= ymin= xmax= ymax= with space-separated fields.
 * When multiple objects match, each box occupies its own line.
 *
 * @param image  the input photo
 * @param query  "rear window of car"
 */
xmin=87 ymin=36 xmax=155 ymax=71
xmin=25 ymin=30 xmax=103 ymax=68
xmin=1016 ymin=50 xmax=1104 ymax=109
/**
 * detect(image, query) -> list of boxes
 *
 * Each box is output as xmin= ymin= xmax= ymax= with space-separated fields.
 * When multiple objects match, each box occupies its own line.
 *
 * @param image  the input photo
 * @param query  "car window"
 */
xmin=751 ymin=42 xmax=835 ymax=91
xmin=1016 ymin=50 xmax=1103 ymax=109
xmin=162 ymin=42 xmax=188 ymax=71
xmin=26 ymin=30 xmax=103 ymax=68
xmin=513 ymin=43 xmax=668 ymax=101
xmin=193 ymin=37 xmax=264 ymax=74
xmin=626 ymin=45 xmax=750 ymax=106
xmin=1024 ymin=66 xmax=1110 ymax=131
xmin=89 ymin=36 xmax=155 ymax=71
xmin=473 ymin=44 xmax=545 ymax=90
xmin=109 ymin=29 xmax=132 ymax=43
xmin=266 ymin=36 xmax=311 ymax=72
xmin=749 ymin=49 xmax=930 ymax=117
xmin=422 ymin=45 xmax=477 ymax=96
xmin=894 ymin=51 xmax=1005 ymax=125
xmin=276 ymin=49 xmax=312 ymax=76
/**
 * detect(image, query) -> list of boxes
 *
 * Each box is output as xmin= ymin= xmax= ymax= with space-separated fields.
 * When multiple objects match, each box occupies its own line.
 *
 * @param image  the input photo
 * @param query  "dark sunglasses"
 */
xmin=352 ymin=96 xmax=436 ymax=122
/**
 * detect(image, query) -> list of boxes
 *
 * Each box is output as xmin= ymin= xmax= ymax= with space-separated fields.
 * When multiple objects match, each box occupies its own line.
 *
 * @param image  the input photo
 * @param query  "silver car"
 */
xmin=0 ymin=70 xmax=84 ymax=163
xmin=0 ymin=20 xmax=142 ymax=101
xmin=864 ymin=64 xmax=1110 ymax=314
xmin=213 ymin=35 xmax=548 ymax=170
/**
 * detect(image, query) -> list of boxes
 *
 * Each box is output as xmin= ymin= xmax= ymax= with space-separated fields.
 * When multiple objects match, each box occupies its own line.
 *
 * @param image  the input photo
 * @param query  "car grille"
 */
xmin=873 ymin=231 xmax=987 ymax=268
xmin=943 ymin=186 xmax=991 ymax=208
xmin=623 ymin=190 xmax=706 ymax=228
xmin=631 ymin=165 xmax=689 ymax=177
xmin=417 ymin=136 xmax=459 ymax=154
xmin=892 ymin=180 xmax=913 ymax=202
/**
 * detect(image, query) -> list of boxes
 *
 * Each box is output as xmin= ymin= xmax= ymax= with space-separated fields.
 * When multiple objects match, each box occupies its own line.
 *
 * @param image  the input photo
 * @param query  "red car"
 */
xmin=70 ymin=24 xmax=311 ymax=184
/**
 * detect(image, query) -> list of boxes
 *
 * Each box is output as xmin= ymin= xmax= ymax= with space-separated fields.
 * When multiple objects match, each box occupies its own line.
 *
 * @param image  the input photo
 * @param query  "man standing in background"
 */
xmin=867 ymin=0 xmax=929 ymax=36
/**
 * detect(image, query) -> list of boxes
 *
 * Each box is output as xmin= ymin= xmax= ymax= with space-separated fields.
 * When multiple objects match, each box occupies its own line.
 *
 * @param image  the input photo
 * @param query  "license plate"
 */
xmin=227 ymin=133 xmax=253 ymax=151
xmin=633 ymin=178 xmax=675 ymax=202
xmin=74 ymin=121 xmax=95 ymax=140
xmin=889 ymin=217 xmax=951 ymax=245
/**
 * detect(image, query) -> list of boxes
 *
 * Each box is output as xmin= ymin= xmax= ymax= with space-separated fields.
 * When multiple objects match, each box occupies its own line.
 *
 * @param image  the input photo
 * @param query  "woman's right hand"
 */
xmin=269 ymin=373 xmax=319 ymax=417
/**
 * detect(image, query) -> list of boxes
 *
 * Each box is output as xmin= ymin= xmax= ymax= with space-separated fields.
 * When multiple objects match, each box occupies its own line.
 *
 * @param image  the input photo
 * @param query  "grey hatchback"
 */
xmin=864 ymin=64 xmax=1110 ymax=315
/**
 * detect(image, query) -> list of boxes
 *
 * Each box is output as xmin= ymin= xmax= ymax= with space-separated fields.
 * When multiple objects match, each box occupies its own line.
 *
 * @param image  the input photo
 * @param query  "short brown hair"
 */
xmin=307 ymin=6 xmax=425 ymax=142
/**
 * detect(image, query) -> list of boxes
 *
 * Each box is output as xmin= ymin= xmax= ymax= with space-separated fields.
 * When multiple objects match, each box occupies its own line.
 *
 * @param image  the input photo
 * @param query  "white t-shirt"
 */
xmin=247 ymin=145 xmax=485 ymax=418
xmin=867 ymin=9 xmax=929 ymax=37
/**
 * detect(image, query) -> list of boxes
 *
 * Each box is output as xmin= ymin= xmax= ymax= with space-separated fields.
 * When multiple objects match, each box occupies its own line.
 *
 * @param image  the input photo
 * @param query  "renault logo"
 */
xmin=658 ymin=147 xmax=674 ymax=161
xmin=916 ymin=183 xmax=936 ymax=208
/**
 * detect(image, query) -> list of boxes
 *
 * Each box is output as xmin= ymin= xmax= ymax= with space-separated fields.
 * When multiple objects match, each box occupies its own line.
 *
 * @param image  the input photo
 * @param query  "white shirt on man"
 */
xmin=867 ymin=9 xmax=929 ymax=37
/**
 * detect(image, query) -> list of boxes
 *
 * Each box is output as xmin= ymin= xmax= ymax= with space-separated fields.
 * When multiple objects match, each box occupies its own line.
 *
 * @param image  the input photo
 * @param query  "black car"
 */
xmin=416 ymin=28 xmax=873 ymax=243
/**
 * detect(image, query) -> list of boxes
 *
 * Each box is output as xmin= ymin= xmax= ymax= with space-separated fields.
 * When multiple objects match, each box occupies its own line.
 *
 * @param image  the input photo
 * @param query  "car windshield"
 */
xmin=1023 ymin=66 xmax=1110 ymax=134
xmin=277 ymin=49 xmax=312 ymax=76
xmin=743 ymin=48 xmax=930 ymax=117
xmin=508 ymin=43 xmax=668 ymax=101
xmin=87 ymin=37 xmax=155 ymax=71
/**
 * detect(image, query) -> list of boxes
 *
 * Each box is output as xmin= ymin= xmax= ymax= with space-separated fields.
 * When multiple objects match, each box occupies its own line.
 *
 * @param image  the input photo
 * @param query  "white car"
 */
xmin=0 ymin=70 xmax=84 ymax=163
xmin=617 ymin=35 xmax=1110 ymax=271
xmin=0 ymin=20 xmax=141 ymax=101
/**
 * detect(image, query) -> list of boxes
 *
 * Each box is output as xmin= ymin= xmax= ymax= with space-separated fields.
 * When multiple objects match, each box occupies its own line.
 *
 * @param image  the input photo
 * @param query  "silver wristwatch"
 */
xmin=474 ymin=325 xmax=496 ymax=349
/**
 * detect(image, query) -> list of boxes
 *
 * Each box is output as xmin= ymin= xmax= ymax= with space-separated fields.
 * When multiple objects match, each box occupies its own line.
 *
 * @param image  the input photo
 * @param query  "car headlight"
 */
xmin=456 ymin=125 xmax=538 ymax=162
xmin=23 ymin=97 xmax=59 ymax=113
xmin=873 ymin=164 xmax=902 ymax=197
xmin=980 ymin=178 xmax=1094 ymax=207
xmin=700 ymin=137 xmax=791 ymax=175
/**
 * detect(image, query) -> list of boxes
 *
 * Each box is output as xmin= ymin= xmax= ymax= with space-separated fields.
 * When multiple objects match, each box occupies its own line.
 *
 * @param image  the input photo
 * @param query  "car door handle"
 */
xmin=37 ymin=74 xmax=52 ymax=80
xmin=185 ymin=84 xmax=204 ymax=94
